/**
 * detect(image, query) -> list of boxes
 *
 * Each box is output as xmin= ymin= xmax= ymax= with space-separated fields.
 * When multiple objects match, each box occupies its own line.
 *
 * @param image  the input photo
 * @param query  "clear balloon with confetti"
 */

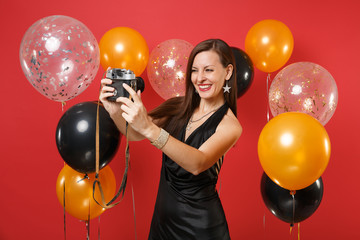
xmin=19 ymin=15 xmax=100 ymax=102
xmin=147 ymin=39 xmax=193 ymax=100
xmin=269 ymin=62 xmax=338 ymax=125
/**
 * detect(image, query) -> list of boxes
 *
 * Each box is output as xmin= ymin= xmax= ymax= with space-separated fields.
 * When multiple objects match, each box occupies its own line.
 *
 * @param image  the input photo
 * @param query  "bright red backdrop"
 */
xmin=1 ymin=0 xmax=359 ymax=239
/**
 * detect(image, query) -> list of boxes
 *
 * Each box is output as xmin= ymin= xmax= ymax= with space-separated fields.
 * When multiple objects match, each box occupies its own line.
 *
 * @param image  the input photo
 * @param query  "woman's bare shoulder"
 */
xmin=218 ymin=109 xmax=243 ymax=138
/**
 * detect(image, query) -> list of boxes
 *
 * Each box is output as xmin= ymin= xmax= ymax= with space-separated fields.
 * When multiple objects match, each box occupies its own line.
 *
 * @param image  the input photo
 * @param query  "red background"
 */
xmin=1 ymin=0 xmax=359 ymax=239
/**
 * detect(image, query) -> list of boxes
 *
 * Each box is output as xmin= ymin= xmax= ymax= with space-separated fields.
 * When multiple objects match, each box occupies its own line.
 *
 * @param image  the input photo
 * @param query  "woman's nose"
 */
xmin=197 ymin=70 xmax=205 ymax=81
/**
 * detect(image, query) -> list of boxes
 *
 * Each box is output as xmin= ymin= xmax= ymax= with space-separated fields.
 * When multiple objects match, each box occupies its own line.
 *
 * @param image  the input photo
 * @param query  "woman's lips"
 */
xmin=198 ymin=84 xmax=211 ymax=91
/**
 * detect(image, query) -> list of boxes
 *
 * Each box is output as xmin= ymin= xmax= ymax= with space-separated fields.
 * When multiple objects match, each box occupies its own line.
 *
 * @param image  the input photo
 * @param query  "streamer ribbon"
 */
xmin=92 ymin=97 xmax=130 ymax=209
xmin=266 ymin=73 xmax=271 ymax=123
xmin=92 ymin=73 xmax=137 ymax=239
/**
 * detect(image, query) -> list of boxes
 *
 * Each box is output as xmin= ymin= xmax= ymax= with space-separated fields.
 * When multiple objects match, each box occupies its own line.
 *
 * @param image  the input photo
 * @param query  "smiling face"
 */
xmin=191 ymin=50 xmax=233 ymax=102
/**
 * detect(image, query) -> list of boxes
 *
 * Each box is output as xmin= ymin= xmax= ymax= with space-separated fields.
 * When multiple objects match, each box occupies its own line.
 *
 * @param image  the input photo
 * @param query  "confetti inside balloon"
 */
xmin=147 ymin=39 xmax=193 ymax=100
xmin=269 ymin=62 xmax=338 ymax=125
xmin=19 ymin=15 xmax=100 ymax=102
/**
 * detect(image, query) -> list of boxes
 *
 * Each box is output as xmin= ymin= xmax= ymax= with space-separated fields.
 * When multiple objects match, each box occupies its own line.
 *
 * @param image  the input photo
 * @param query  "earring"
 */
xmin=223 ymin=80 xmax=231 ymax=93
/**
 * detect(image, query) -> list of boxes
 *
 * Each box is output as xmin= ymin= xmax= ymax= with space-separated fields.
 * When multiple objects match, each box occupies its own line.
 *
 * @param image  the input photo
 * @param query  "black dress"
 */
xmin=149 ymin=103 xmax=231 ymax=240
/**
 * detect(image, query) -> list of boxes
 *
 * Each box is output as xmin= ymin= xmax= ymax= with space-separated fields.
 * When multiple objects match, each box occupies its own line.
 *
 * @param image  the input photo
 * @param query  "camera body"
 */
xmin=106 ymin=68 xmax=145 ymax=101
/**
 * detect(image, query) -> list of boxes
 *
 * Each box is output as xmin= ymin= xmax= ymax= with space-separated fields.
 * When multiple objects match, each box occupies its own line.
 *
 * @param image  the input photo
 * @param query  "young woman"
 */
xmin=100 ymin=39 xmax=242 ymax=239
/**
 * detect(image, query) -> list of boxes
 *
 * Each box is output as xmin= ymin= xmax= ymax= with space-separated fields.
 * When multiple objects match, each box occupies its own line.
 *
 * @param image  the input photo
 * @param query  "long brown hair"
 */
xmin=149 ymin=39 xmax=237 ymax=136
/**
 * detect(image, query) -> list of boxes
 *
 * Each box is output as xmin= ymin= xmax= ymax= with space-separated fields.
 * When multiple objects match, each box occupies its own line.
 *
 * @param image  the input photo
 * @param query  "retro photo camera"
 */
xmin=106 ymin=68 xmax=145 ymax=101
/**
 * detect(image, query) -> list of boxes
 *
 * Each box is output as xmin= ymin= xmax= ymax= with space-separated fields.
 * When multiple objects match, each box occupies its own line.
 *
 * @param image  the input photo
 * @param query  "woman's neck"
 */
xmin=197 ymin=96 xmax=225 ymax=114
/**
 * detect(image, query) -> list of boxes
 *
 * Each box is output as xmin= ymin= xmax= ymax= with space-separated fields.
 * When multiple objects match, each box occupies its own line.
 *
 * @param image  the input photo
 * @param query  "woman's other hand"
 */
xmin=99 ymin=78 xmax=122 ymax=118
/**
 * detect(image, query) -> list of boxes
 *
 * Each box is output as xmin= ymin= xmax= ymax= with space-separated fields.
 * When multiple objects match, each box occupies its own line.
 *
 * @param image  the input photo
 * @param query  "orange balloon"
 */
xmin=258 ymin=112 xmax=331 ymax=190
xmin=99 ymin=27 xmax=149 ymax=76
xmin=56 ymin=165 xmax=116 ymax=220
xmin=245 ymin=19 xmax=294 ymax=73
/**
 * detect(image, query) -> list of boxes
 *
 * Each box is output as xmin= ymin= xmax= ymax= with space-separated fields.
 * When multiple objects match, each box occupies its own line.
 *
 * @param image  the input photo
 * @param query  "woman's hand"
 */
xmin=116 ymin=83 xmax=156 ymax=138
xmin=99 ymin=78 xmax=123 ymax=119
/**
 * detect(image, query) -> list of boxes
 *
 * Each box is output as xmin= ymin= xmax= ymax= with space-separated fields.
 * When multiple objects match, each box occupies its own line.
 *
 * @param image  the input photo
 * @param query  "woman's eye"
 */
xmin=191 ymin=69 xmax=198 ymax=73
xmin=205 ymin=69 xmax=214 ymax=72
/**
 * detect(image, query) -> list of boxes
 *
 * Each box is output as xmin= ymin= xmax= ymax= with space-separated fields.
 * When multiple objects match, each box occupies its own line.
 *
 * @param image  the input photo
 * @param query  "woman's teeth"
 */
xmin=199 ymin=85 xmax=211 ymax=90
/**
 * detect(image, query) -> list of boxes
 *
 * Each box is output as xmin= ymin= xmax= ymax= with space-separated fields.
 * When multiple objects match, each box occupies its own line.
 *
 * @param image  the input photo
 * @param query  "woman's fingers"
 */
xmin=100 ymin=92 xmax=115 ymax=101
xmin=116 ymin=96 xmax=134 ymax=106
xmin=120 ymin=102 xmax=131 ymax=112
xmin=122 ymin=83 xmax=142 ymax=103
xmin=101 ymin=78 xmax=112 ymax=86
xmin=99 ymin=78 xmax=115 ymax=101
xmin=101 ymin=85 xmax=115 ymax=94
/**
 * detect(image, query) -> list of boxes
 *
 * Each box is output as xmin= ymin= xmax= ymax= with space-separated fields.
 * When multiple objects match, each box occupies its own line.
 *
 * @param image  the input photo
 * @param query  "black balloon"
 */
xmin=231 ymin=47 xmax=254 ymax=98
xmin=260 ymin=172 xmax=323 ymax=224
xmin=56 ymin=102 xmax=120 ymax=173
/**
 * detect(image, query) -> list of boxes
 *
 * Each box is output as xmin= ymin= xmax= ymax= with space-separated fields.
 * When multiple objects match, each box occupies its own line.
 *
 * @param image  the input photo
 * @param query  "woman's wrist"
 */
xmin=144 ymin=123 xmax=161 ymax=142
xmin=143 ymin=123 xmax=170 ymax=149
xmin=110 ymin=111 xmax=122 ymax=123
xmin=150 ymin=128 xmax=170 ymax=149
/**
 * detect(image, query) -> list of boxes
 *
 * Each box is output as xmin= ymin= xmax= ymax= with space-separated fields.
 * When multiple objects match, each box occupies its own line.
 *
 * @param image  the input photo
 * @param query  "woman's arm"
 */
xmin=118 ymin=83 xmax=243 ymax=175
xmin=161 ymin=114 xmax=242 ymax=175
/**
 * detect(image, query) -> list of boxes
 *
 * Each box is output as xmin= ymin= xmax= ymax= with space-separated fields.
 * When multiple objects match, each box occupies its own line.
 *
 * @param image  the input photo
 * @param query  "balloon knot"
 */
xmin=77 ymin=174 xmax=89 ymax=183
